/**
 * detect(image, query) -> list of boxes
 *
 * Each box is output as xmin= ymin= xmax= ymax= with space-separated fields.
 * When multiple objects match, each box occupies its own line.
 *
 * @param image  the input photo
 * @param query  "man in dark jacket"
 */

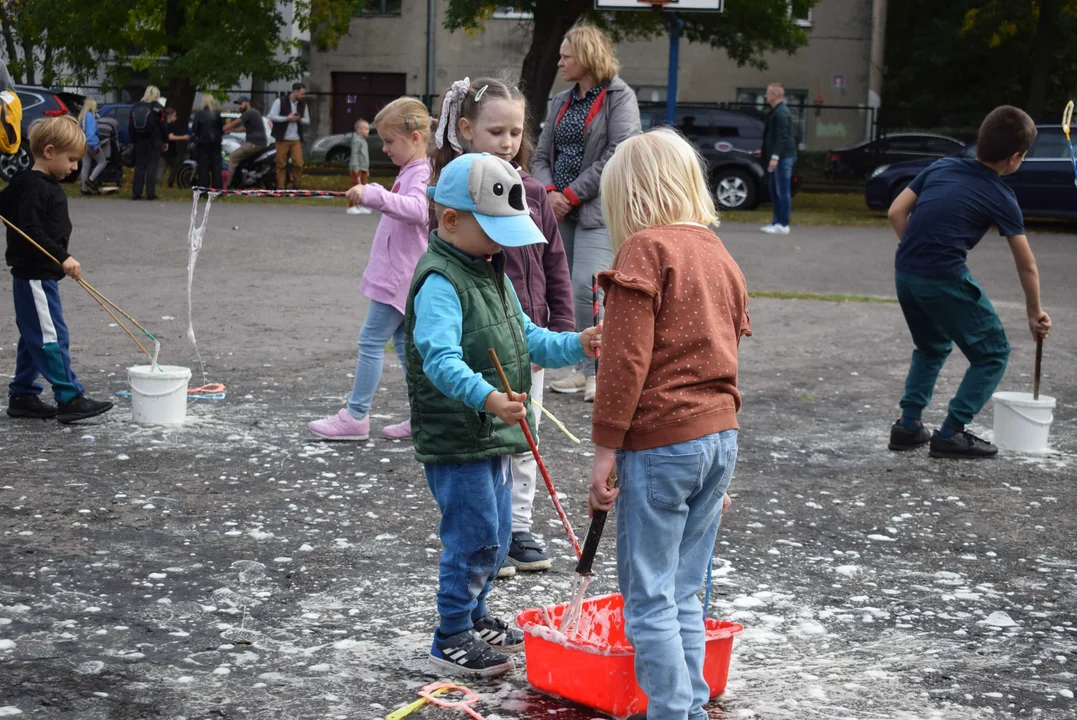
xmin=760 ymin=83 xmax=798 ymax=235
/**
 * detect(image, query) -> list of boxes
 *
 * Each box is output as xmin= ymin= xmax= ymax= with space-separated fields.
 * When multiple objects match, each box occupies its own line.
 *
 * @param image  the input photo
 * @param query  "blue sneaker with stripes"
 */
xmin=429 ymin=628 xmax=513 ymax=678
xmin=472 ymin=615 xmax=524 ymax=653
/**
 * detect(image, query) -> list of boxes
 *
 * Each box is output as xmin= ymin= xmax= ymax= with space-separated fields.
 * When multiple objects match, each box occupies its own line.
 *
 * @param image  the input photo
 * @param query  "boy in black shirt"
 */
xmin=887 ymin=106 xmax=1051 ymax=459
xmin=2 ymin=116 xmax=113 ymax=423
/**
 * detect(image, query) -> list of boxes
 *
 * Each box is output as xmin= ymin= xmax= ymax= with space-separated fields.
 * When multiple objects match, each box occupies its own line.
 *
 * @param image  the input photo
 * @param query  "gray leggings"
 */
xmin=81 ymin=149 xmax=107 ymax=188
xmin=558 ymin=219 xmax=613 ymax=377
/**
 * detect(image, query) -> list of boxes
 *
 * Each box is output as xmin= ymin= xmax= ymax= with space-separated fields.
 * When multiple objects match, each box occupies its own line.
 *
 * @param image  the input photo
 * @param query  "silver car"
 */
xmin=310 ymin=127 xmax=392 ymax=169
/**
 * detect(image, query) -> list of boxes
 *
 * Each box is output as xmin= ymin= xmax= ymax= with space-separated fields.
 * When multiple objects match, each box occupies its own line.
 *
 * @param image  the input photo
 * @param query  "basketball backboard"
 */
xmin=595 ymin=0 xmax=722 ymax=10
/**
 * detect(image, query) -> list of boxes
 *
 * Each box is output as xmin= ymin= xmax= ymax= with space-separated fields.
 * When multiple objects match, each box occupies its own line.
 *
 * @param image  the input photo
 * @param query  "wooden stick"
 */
xmin=1034 ymin=337 xmax=1043 ymax=400
xmin=488 ymin=348 xmax=582 ymax=558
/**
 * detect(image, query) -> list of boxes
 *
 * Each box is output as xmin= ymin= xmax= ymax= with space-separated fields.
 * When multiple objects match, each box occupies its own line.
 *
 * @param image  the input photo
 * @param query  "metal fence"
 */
xmin=716 ymin=101 xmax=879 ymax=152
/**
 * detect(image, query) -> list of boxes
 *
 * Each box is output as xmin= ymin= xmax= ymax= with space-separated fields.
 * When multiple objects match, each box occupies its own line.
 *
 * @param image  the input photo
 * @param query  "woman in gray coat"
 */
xmin=532 ymin=24 xmax=641 ymax=402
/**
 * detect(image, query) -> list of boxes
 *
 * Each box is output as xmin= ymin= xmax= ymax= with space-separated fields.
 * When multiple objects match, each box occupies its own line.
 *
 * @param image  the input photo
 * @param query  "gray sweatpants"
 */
xmin=558 ymin=219 xmax=613 ymax=378
xmin=81 ymin=149 xmax=107 ymax=189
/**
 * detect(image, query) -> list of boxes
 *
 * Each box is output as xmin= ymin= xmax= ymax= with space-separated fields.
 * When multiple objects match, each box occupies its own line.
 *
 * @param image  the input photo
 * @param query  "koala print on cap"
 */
xmin=467 ymin=155 xmax=527 ymax=216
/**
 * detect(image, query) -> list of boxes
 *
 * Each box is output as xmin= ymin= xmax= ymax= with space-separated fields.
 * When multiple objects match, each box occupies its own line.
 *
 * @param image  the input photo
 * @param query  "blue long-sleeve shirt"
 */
xmin=414 ymin=271 xmax=585 ymax=411
xmin=82 ymin=113 xmax=99 ymax=150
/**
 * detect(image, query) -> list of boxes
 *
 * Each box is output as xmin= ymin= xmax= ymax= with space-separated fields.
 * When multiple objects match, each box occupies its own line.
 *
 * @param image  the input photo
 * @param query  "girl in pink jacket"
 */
xmin=309 ymin=97 xmax=432 ymax=441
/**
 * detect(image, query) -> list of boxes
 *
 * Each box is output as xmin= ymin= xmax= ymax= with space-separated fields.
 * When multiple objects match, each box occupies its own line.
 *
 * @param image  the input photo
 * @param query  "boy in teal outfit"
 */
xmin=887 ymin=106 xmax=1051 ymax=459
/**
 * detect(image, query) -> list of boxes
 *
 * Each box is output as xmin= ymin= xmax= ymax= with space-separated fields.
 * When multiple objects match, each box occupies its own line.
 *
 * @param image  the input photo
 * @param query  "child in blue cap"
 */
xmin=404 ymin=153 xmax=601 ymax=677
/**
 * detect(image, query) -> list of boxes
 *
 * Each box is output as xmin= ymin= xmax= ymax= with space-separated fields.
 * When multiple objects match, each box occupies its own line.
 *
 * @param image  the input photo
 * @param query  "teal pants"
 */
xmin=896 ymin=272 xmax=1010 ymax=430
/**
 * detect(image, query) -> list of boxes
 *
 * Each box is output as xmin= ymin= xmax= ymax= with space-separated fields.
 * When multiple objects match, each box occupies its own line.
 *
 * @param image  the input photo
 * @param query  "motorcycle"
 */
xmin=177 ymin=134 xmax=276 ymax=190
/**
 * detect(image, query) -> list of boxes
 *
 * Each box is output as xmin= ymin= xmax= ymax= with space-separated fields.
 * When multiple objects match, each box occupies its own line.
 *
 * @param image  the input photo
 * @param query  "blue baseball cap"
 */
xmin=428 ymin=153 xmax=547 ymax=248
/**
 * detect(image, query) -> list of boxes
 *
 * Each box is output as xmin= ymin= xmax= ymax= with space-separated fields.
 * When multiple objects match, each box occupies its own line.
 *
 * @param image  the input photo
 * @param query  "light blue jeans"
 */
xmin=768 ymin=156 xmax=795 ymax=227
xmin=346 ymin=300 xmax=406 ymax=419
xmin=615 ymin=430 xmax=739 ymax=720
xmin=558 ymin=220 xmax=613 ymax=378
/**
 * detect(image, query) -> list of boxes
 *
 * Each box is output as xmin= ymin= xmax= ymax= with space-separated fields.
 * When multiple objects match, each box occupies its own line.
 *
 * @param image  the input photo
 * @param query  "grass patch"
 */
xmin=752 ymin=290 xmax=898 ymax=304
xmin=723 ymin=192 xmax=890 ymax=228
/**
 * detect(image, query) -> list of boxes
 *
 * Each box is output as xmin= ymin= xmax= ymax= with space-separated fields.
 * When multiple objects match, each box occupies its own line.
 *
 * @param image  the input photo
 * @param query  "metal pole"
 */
xmin=665 ymin=12 xmax=684 ymax=127
xmin=426 ymin=0 xmax=437 ymax=109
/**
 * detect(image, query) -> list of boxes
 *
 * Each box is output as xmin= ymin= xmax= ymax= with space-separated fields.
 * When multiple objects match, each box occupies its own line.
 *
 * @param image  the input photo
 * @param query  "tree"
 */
xmin=22 ymin=0 xmax=367 ymax=129
xmin=883 ymin=0 xmax=1077 ymax=131
xmin=444 ymin=0 xmax=817 ymax=136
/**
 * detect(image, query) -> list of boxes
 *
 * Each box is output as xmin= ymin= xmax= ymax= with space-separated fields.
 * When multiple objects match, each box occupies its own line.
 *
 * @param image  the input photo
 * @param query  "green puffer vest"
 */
xmin=404 ymin=234 xmax=535 ymax=464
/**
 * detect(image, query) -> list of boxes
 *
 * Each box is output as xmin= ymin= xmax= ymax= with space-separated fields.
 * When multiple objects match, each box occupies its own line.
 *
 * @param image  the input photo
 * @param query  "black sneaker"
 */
xmin=508 ymin=531 xmax=552 ymax=571
xmin=56 ymin=396 xmax=114 ymax=424
xmin=496 ymin=560 xmax=516 ymax=579
xmin=929 ymin=429 xmax=998 ymax=459
xmin=7 ymin=394 xmax=58 ymax=419
xmin=472 ymin=615 xmax=524 ymax=653
xmin=888 ymin=419 xmax=931 ymax=451
xmin=429 ymin=629 xmax=513 ymax=677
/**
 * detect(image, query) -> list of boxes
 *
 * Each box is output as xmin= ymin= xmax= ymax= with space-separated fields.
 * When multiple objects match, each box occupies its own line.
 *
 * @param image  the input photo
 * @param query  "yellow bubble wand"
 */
xmin=1064 ymin=100 xmax=1075 ymax=188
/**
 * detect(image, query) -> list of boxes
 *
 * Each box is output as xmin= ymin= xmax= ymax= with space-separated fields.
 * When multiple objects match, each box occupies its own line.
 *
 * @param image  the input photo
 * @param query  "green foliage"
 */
xmin=883 ymin=0 xmax=1077 ymax=129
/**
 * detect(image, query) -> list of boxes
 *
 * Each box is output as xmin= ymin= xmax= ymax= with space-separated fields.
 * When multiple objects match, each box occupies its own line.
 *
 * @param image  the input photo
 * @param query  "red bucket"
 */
xmin=516 ymin=592 xmax=742 ymax=717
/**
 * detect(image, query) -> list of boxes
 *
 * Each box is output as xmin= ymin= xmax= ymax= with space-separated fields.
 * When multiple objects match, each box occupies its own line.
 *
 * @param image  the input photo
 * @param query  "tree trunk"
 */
xmin=0 ymin=6 xmax=22 ymax=83
xmin=20 ymin=37 xmax=34 ymax=85
xmin=519 ymin=0 xmax=590 ymax=139
xmin=168 ymin=76 xmax=197 ymax=139
xmin=251 ymin=76 xmax=266 ymax=112
xmin=1026 ymin=0 xmax=1058 ymax=122
xmin=41 ymin=42 xmax=54 ymax=87
xmin=163 ymin=0 xmax=196 ymax=136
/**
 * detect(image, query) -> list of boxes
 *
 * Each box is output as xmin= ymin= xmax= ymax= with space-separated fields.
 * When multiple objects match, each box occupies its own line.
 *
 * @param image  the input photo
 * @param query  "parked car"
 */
xmin=827 ymin=132 xmax=966 ymax=179
xmin=310 ymin=127 xmax=393 ymax=170
xmin=0 ymin=85 xmax=79 ymax=181
xmin=865 ymin=125 xmax=1077 ymax=220
xmin=639 ymin=102 xmax=800 ymax=210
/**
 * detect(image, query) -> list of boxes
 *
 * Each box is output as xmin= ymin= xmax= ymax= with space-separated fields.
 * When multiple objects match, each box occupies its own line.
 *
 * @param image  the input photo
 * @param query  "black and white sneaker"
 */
xmin=929 ymin=429 xmax=998 ymax=459
xmin=473 ymin=615 xmax=524 ymax=653
xmin=7 ymin=394 xmax=58 ymax=419
xmin=429 ymin=629 xmax=513 ymax=677
xmin=508 ymin=531 xmax=552 ymax=571
xmin=888 ymin=419 xmax=931 ymax=451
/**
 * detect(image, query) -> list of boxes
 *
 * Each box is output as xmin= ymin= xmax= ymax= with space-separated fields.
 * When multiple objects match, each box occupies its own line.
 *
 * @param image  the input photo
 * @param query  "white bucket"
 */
xmin=128 ymin=365 xmax=192 ymax=425
xmin=992 ymin=391 xmax=1056 ymax=454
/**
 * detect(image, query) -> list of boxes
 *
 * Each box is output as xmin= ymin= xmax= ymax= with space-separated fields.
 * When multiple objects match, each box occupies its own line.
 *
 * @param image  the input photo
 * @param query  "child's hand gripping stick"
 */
xmin=487 ymin=348 xmax=582 ymax=558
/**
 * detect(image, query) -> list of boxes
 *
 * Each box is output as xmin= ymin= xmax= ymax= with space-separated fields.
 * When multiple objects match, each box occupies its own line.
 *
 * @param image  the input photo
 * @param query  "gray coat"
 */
xmin=532 ymin=75 xmax=641 ymax=229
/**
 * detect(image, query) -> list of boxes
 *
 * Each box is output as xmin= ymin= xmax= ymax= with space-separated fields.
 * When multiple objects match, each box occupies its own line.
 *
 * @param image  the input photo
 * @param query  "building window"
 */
xmin=492 ymin=6 xmax=533 ymax=20
xmin=789 ymin=1 xmax=812 ymax=28
xmin=358 ymin=0 xmax=402 ymax=16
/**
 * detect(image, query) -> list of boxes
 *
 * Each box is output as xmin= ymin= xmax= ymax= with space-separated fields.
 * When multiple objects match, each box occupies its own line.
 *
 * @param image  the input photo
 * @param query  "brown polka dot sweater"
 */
xmin=592 ymin=224 xmax=751 ymax=451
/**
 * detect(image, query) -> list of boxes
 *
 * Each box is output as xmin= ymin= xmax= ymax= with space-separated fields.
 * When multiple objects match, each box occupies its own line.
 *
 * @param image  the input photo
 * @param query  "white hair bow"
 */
xmin=436 ymin=77 xmax=472 ymax=153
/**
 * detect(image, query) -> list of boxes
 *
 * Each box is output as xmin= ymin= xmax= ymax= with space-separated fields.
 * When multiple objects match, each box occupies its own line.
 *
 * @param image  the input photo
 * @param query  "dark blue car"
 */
xmin=866 ymin=125 xmax=1077 ymax=220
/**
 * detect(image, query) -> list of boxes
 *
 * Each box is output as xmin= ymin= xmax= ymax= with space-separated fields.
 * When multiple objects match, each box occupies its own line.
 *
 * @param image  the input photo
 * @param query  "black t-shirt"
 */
xmin=165 ymin=121 xmax=185 ymax=156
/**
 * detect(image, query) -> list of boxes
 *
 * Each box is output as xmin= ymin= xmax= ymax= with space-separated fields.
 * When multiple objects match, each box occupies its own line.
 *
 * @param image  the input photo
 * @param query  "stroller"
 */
xmin=94 ymin=116 xmax=124 ymax=193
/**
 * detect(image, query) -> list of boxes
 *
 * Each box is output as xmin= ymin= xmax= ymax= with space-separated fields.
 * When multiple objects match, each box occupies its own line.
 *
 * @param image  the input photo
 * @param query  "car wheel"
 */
xmin=713 ymin=167 xmax=757 ymax=211
xmin=0 ymin=146 xmax=32 ymax=182
xmin=890 ymin=180 xmax=910 ymax=204
xmin=325 ymin=146 xmax=350 ymax=165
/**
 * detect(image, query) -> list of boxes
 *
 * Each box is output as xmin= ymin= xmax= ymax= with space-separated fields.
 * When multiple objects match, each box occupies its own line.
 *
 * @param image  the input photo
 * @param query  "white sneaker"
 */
xmin=583 ymin=376 xmax=596 ymax=403
xmin=550 ymin=371 xmax=586 ymax=394
xmin=346 ymin=206 xmax=363 ymax=215
xmin=760 ymin=224 xmax=776 ymax=233
xmin=358 ymin=207 xmax=372 ymax=215
xmin=774 ymin=224 xmax=790 ymax=234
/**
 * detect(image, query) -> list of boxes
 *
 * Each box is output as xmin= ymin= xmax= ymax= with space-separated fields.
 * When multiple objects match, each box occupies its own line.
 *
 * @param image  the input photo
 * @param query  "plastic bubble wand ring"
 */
xmin=1064 ymin=100 xmax=1075 ymax=188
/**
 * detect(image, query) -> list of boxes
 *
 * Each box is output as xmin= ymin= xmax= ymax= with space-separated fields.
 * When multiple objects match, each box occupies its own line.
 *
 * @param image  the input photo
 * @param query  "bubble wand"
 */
xmin=1064 ymin=101 xmax=1075 ymax=187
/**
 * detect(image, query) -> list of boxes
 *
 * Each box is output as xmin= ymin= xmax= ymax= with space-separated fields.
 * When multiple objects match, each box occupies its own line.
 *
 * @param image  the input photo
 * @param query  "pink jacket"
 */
xmin=358 ymin=158 xmax=432 ymax=313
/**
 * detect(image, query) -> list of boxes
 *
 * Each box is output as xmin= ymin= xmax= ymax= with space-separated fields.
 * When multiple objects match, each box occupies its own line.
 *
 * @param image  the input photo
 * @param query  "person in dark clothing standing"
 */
xmin=129 ymin=85 xmax=167 ymax=200
xmin=163 ymin=107 xmax=190 ymax=188
xmin=1 ymin=116 xmax=114 ymax=423
xmin=191 ymin=95 xmax=224 ymax=190
xmin=759 ymin=82 xmax=798 ymax=235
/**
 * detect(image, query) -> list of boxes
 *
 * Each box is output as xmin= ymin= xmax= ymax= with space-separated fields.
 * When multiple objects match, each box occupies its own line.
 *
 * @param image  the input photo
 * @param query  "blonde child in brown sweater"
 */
xmin=588 ymin=128 xmax=750 ymax=720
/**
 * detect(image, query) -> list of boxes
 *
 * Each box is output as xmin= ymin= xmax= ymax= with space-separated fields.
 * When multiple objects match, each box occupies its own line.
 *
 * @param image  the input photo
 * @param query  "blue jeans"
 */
xmin=346 ymin=300 xmax=406 ymax=419
xmin=425 ymin=457 xmax=513 ymax=636
xmin=615 ymin=431 xmax=739 ymax=720
xmin=896 ymin=272 xmax=1010 ymax=430
xmin=768 ymin=157 xmax=795 ymax=227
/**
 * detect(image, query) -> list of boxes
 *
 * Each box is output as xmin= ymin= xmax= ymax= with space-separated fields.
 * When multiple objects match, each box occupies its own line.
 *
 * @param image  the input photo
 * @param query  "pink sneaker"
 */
xmin=382 ymin=419 xmax=412 ymax=440
xmin=308 ymin=409 xmax=370 ymax=441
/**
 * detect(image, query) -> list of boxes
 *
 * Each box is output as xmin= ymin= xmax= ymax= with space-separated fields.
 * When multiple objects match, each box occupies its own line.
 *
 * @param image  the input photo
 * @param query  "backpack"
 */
xmin=131 ymin=102 xmax=156 ymax=136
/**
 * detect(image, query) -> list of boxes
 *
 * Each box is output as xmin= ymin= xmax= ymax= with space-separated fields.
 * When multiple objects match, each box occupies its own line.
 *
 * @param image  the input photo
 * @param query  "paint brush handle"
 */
xmin=1034 ymin=337 xmax=1043 ymax=400
xmin=574 ymin=470 xmax=617 ymax=576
